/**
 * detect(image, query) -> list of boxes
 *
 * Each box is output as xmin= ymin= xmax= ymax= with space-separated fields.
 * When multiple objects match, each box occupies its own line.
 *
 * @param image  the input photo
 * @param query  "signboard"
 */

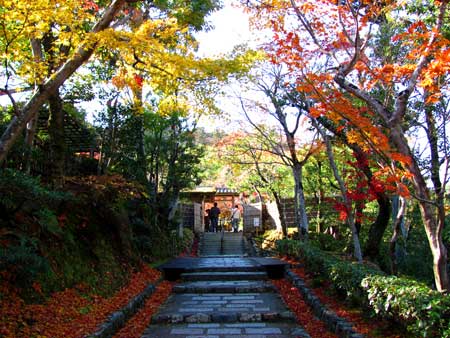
xmin=253 ymin=217 xmax=260 ymax=227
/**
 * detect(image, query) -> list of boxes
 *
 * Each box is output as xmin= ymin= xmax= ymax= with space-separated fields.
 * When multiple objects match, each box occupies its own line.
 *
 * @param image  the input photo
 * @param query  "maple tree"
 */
xmin=237 ymin=63 xmax=320 ymax=236
xmin=242 ymin=0 xmax=450 ymax=291
xmin=220 ymin=130 xmax=294 ymax=236
xmin=316 ymin=117 xmax=392 ymax=260
xmin=0 ymin=0 xmax=256 ymax=175
xmin=0 ymin=0 xmax=127 ymax=164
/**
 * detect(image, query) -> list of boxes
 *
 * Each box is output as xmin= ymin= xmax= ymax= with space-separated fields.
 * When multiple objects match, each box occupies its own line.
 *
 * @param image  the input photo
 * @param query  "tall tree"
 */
xmin=317 ymin=122 xmax=363 ymax=261
xmin=220 ymin=130 xmax=293 ymax=237
xmin=243 ymin=0 xmax=450 ymax=291
xmin=0 ymin=0 xmax=129 ymax=164
xmin=0 ymin=0 xmax=230 ymax=166
xmin=317 ymin=117 xmax=391 ymax=260
xmin=239 ymin=64 xmax=318 ymax=236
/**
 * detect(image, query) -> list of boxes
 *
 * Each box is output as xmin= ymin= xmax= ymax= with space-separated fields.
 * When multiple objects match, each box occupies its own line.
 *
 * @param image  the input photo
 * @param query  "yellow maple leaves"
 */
xmin=0 ymin=0 xmax=98 ymax=84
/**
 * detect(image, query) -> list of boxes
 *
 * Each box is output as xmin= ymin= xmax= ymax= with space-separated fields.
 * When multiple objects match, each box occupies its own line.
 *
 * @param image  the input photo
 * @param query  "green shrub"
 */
xmin=276 ymin=238 xmax=450 ymax=337
xmin=0 ymin=236 xmax=49 ymax=288
xmin=308 ymin=232 xmax=346 ymax=252
xmin=35 ymin=208 xmax=63 ymax=236
xmin=0 ymin=169 xmax=71 ymax=216
xmin=169 ymin=228 xmax=195 ymax=255
xmin=277 ymin=239 xmax=382 ymax=299
xmin=362 ymin=275 xmax=450 ymax=337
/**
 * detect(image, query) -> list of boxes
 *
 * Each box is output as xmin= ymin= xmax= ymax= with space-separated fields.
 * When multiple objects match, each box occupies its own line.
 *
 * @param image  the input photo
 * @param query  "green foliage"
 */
xmin=0 ymin=236 xmax=49 ymax=288
xmin=276 ymin=238 xmax=450 ymax=337
xmin=131 ymin=211 xmax=195 ymax=260
xmin=35 ymin=209 xmax=63 ymax=237
xmin=173 ymin=228 xmax=195 ymax=253
xmin=39 ymin=233 xmax=130 ymax=298
xmin=276 ymin=238 xmax=382 ymax=300
xmin=362 ymin=275 xmax=450 ymax=337
xmin=0 ymin=169 xmax=71 ymax=217
xmin=153 ymin=0 xmax=222 ymax=31
xmin=308 ymin=232 xmax=346 ymax=252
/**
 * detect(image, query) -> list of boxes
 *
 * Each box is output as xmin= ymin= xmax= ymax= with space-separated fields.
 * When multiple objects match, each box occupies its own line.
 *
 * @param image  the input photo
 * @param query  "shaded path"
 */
xmin=143 ymin=233 xmax=310 ymax=337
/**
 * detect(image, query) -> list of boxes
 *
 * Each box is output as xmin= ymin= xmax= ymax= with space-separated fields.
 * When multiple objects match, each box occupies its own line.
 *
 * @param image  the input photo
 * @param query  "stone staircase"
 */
xmin=199 ymin=232 xmax=247 ymax=256
xmin=143 ymin=233 xmax=311 ymax=338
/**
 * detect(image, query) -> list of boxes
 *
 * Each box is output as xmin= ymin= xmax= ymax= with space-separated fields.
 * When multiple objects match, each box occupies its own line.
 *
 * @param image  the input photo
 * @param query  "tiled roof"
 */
xmin=215 ymin=187 xmax=239 ymax=194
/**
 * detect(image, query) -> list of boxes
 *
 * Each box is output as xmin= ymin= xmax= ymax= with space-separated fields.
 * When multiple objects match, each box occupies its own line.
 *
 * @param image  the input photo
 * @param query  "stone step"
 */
xmin=222 ymin=246 xmax=244 ymax=250
xmin=181 ymin=271 xmax=268 ymax=281
xmin=173 ymin=280 xmax=276 ymax=293
xmin=200 ymin=248 xmax=223 ymax=251
xmin=152 ymin=310 xmax=296 ymax=324
xmin=143 ymin=322 xmax=311 ymax=338
xmin=186 ymin=266 xmax=263 ymax=273
xmin=199 ymin=254 xmax=248 ymax=258
xmin=158 ymin=257 xmax=288 ymax=280
xmin=151 ymin=292 xmax=294 ymax=324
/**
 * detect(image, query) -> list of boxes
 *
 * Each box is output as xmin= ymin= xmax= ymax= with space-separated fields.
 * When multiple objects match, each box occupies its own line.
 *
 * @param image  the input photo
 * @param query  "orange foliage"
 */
xmin=0 ymin=265 xmax=161 ymax=338
xmin=247 ymin=0 xmax=449 ymax=197
xmin=272 ymin=278 xmax=337 ymax=338
xmin=114 ymin=281 xmax=173 ymax=338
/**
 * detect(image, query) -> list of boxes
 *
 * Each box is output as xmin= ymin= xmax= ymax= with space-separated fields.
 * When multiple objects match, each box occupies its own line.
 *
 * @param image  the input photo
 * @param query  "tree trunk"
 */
xmin=316 ymin=160 xmax=325 ymax=233
xmin=271 ymin=189 xmax=287 ymax=238
xmin=48 ymin=91 xmax=66 ymax=187
xmin=293 ymin=162 xmax=309 ymax=236
xmin=322 ymin=130 xmax=363 ymax=262
xmin=132 ymin=86 xmax=148 ymax=186
xmin=317 ymin=117 xmax=391 ymax=258
xmin=23 ymin=114 xmax=39 ymax=173
xmin=390 ymin=125 xmax=449 ymax=292
xmin=364 ymin=193 xmax=391 ymax=260
xmin=132 ymin=114 xmax=147 ymax=185
xmin=0 ymin=0 xmax=127 ymax=164
xmin=390 ymin=196 xmax=407 ymax=275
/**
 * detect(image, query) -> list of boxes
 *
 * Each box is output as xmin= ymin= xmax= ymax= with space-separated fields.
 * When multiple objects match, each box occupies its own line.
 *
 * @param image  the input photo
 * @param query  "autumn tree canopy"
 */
xmin=241 ymin=0 xmax=450 ymax=291
xmin=0 ymin=0 xmax=257 ymax=166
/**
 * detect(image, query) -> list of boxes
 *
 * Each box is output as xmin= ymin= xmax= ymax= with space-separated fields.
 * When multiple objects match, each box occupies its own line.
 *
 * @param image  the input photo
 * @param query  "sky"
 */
xmin=193 ymin=2 xmax=263 ymax=132
xmin=195 ymin=2 xmax=252 ymax=58
xmin=0 ymin=2 xmax=258 ymax=129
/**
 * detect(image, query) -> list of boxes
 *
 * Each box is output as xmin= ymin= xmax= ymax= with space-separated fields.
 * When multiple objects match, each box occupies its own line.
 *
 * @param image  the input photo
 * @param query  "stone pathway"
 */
xmin=143 ymin=233 xmax=311 ymax=338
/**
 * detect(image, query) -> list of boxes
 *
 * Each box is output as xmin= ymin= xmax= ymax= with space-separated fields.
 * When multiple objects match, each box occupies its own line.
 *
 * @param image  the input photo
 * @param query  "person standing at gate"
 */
xmin=231 ymin=205 xmax=241 ymax=233
xmin=209 ymin=202 xmax=220 ymax=232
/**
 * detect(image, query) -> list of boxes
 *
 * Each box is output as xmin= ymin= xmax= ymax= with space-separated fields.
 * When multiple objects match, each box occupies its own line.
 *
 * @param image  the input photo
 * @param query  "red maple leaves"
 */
xmin=0 ymin=265 xmax=161 ymax=337
xmin=115 ymin=281 xmax=173 ymax=338
xmin=272 ymin=278 xmax=337 ymax=338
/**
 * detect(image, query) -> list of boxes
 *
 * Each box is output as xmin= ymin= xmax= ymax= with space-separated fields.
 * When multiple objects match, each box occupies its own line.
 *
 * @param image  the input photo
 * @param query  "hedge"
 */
xmin=275 ymin=239 xmax=450 ymax=337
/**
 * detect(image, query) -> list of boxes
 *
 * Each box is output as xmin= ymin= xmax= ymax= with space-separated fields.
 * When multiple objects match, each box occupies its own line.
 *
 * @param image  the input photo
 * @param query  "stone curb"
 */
xmin=285 ymin=270 xmax=365 ymax=338
xmin=86 ymin=277 xmax=163 ymax=338
xmin=249 ymin=238 xmax=262 ymax=256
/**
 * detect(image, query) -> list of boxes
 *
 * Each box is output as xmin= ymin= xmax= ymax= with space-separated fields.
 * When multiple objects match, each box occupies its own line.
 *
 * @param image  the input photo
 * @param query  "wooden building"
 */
xmin=180 ymin=186 xmax=241 ymax=233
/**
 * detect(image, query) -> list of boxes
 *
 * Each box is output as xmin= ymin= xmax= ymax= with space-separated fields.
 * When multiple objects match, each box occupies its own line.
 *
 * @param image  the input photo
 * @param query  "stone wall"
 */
xmin=243 ymin=202 xmax=262 ymax=235
xmin=179 ymin=203 xmax=194 ymax=231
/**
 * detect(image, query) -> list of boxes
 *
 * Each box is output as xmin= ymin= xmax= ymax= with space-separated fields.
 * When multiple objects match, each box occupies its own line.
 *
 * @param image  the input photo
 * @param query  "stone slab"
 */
xmin=181 ymin=271 xmax=268 ymax=281
xmin=159 ymin=257 xmax=288 ymax=281
xmin=141 ymin=322 xmax=311 ymax=338
xmin=173 ymin=280 xmax=275 ymax=294
xmin=151 ymin=292 xmax=294 ymax=323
